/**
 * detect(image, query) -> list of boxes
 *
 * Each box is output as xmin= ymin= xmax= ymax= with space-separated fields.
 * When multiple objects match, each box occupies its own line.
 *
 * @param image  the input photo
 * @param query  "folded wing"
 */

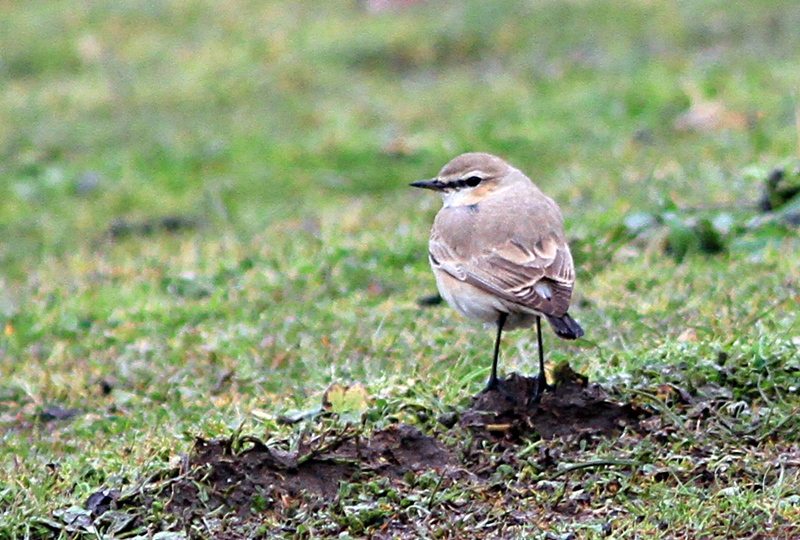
xmin=430 ymin=230 xmax=575 ymax=317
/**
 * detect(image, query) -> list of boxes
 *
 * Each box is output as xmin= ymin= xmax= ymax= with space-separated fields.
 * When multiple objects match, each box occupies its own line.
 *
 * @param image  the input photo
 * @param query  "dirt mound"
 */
xmin=157 ymin=371 xmax=645 ymax=521
xmin=169 ymin=422 xmax=457 ymax=515
xmin=461 ymin=371 xmax=645 ymax=439
xmin=54 ymin=372 xmax=649 ymax=538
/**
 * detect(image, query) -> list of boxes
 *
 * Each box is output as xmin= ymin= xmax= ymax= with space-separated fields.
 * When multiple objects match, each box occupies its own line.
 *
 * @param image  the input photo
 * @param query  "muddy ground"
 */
xmin=45 ymin=369 xmax=676 ymax=539
xmin=164 ymin=371 xmax=646 ymax=517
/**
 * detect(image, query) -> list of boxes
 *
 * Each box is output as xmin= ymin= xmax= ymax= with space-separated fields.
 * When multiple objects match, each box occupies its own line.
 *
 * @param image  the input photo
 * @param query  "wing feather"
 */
xmin=430 ymin=230 xmax=575 ymax=317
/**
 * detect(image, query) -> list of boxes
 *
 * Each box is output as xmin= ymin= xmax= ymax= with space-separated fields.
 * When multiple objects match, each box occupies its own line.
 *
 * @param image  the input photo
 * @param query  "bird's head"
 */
xmin=410 ymin=152 xmax=522 ymax=207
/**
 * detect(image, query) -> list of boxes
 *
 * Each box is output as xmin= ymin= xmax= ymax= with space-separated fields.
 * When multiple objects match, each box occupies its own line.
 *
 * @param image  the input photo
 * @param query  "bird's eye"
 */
xmin=464 ymin=176 xmax=482 ymax=187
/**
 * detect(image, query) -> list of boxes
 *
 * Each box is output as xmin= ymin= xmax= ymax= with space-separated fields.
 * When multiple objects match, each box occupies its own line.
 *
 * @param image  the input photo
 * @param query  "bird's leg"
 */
xmin=484 ymin=312 xmax=508 ymax=392
xmin=530 ymin=315 xmax=554 ymax=404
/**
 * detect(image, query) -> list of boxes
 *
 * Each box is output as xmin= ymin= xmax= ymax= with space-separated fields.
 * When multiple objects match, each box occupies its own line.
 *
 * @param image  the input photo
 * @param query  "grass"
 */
xmin=1 ymin=0 xmax=800 ymax=538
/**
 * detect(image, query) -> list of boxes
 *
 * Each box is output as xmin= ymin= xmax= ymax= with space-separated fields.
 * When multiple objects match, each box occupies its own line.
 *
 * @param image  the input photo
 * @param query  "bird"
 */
xmin=411 ymin=152 xmax=584 ymax=400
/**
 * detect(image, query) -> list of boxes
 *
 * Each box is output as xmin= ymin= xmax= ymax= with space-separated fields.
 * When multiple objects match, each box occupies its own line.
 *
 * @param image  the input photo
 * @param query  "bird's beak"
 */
xmin=410 ymin=178 xmax=445 ymax=191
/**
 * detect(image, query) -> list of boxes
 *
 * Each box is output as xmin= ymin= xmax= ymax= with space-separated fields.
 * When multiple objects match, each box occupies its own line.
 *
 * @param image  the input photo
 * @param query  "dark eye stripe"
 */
xmin=465 ymin=176 xmax=482 ymax=187
xmin=454 ymin=176 xmax=482 ymax=188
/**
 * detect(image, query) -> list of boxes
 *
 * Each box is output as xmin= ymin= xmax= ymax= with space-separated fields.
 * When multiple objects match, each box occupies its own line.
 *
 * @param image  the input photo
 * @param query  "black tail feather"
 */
xmin=546 ymin=313 xmax=584 ymax=340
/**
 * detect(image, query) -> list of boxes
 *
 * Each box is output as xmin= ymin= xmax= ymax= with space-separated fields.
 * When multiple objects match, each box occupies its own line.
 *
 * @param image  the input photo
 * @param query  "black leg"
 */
xmin=484 ymin=312 xmax=508 ymax=391
xmin=531 ymin=315 xmax=552 ymax=402
xmin=536 ymin=315 xmax=545 ymax=378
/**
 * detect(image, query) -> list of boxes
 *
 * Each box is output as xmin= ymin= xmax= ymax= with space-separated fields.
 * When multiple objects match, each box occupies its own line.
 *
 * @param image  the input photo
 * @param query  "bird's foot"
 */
xmin=528 ymin=372 xmax=554 ymax=407
xmin=481 ymin=376 xmax=514 ymax=402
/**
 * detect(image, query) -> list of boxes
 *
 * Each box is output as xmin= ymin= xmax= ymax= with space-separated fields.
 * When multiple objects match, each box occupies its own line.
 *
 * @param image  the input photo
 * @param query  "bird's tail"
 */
xmin=546 ymin=313 xmax=584 ymax=340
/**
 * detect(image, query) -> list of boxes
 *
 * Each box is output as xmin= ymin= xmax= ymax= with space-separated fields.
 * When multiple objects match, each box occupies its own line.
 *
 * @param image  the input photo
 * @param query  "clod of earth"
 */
xmin=58 ymin=371 xmax=652 ymax=537
xmin=166 ymin=422 xmax=458 ymax=516
xmin=153 ymin=371 xmax=647 ymax=521
xmin=461 ymin=371 xmax=649 ymax=439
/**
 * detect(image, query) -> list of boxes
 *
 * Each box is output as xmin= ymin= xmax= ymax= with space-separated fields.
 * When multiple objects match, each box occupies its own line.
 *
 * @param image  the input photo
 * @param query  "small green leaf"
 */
xmin=323 ymin=382 xmax=371 ymax=423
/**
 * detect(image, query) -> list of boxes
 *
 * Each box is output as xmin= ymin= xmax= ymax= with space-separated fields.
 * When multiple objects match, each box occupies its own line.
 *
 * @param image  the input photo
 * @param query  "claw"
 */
xmin=481 ymin=376 xmax=514 ymax=402
xmin=528 ymin=372 xmax=553 ymax=406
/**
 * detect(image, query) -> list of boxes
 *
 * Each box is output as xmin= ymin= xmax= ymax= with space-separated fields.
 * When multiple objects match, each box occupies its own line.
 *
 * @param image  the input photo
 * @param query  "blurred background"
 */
xmin=2 ymin=0 xmax=799 ymax=279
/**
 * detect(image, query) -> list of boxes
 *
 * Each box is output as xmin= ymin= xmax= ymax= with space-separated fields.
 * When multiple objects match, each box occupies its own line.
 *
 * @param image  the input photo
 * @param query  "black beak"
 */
xmin=410 ymin=178 xmax=445 ymax=191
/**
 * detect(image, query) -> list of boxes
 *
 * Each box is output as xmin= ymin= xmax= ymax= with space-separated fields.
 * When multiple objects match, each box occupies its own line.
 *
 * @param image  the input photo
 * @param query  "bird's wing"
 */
xmin=430 ymin=231 xmax=575 ymax=317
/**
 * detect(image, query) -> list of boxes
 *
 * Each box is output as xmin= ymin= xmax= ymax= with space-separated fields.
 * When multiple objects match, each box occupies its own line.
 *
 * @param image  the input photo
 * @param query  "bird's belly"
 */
xmin=433 ymin=268 xmax=538 ymax=329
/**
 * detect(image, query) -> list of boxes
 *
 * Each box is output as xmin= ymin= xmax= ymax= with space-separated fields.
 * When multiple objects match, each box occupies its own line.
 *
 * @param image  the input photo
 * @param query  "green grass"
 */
xmin=2 ymin=0 xmax=800 ymax=538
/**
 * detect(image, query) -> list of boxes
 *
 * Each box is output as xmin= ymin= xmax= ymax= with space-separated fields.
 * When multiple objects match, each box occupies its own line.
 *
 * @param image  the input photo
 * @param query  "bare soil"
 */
xmin=461 ymin=371 xmax=644 ymax=439
xmin=57 ymin=372 xmax=658 ymax=538
xmin=132 ymin=372 xmax=645 ymax=536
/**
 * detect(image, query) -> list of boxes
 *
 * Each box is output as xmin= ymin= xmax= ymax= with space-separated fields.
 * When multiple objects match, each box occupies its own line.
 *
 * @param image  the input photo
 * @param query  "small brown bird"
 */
xmin=411 ymin=152 xmax=584 ymax=399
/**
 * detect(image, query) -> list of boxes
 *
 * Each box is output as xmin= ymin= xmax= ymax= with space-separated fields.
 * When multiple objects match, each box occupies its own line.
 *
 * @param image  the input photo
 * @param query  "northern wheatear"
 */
xmin=411 ymin=152 xmax=584 ymax=399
